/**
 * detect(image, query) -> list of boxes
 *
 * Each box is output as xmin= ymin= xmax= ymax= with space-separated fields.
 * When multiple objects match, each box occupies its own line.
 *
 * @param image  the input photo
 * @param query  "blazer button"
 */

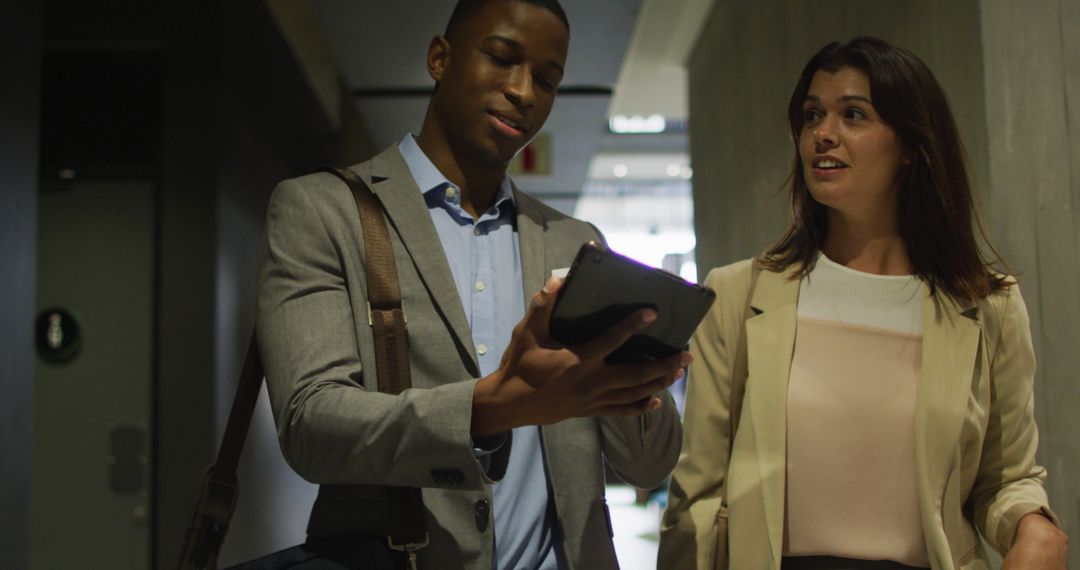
xmin=474 ymin=499 xmax=491 ymax=532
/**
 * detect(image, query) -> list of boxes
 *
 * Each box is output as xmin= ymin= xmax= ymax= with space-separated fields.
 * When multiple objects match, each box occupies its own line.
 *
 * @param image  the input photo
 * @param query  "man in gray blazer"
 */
xmin=256 ymin=0 xmax=684 ymax=568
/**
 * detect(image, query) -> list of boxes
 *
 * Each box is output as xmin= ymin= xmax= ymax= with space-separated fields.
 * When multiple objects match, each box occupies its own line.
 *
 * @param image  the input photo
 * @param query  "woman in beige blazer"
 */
xmin=659 ymin=37 xmax=1067 ymax=570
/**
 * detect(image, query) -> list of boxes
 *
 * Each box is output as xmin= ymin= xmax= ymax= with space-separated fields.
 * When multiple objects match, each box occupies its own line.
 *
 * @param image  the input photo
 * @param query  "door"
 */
xmin=32 ymin=178 xmax=155 ymax=568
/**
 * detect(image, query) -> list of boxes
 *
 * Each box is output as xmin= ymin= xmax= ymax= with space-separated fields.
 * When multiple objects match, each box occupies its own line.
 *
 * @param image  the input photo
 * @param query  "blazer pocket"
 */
xmin=957 ymin=539 xmax=986 ymax=568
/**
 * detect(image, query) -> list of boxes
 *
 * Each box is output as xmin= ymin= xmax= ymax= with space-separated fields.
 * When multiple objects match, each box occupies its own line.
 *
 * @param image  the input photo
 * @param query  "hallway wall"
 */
xmin=687 ymin=1 xmax=1078 ymax=566
xmin=0 ymin=3 xmax=41 ymax=568
xmin=0 ymin=0 xmax=373 ymax=566
xmin=979 ymin=3 xmax=1080 ymax=564
xmin=162 ymin=0 xmax=374 ymax=565
xmin=210 ymin=0 xmax=350 ymax=564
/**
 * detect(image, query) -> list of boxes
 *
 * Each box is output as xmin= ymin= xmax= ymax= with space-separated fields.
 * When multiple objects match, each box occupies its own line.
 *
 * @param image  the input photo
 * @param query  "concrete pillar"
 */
xmin=979 ymin=2 xmax=1080 ymax=567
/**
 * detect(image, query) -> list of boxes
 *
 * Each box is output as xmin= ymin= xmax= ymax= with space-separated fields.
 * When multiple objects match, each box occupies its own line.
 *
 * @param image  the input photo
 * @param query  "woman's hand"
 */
xmin=1002 ymin=512 xmax=1068 ymax=569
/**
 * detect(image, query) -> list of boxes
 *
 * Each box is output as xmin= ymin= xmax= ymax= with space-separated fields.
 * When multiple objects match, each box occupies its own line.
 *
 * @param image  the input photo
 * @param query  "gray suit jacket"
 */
xmin=256 ymin=146 xmax=682 ymax=569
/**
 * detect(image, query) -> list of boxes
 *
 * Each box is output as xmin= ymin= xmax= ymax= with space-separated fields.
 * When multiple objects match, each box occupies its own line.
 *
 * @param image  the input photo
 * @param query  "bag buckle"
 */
xmin=368 ymin=302 xmax=407 ymax=326
xmin=387 ymin=534 xmax=429 ymax=570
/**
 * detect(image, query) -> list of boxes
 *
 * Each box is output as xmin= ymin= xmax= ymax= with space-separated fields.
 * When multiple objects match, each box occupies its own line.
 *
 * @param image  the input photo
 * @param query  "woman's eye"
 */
xmin=845 ymin=107 xmax=868 ymax=120
xmin=802 ymin=109 xmax=822 ymax=124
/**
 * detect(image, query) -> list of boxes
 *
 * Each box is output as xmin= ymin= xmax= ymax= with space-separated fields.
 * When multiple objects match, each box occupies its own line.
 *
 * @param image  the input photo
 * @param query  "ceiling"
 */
xmin=308 ymin=0 xmax=716 ymax=200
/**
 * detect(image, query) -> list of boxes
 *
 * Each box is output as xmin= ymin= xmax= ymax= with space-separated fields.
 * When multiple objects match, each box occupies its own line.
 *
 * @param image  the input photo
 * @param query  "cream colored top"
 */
xmin=784 ymin=254 xmax=929 ymax=567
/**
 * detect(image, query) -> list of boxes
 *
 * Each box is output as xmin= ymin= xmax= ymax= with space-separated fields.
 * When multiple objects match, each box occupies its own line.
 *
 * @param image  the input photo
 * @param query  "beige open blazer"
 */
xmin=659 ymin=259 xmax=1057 ymax=570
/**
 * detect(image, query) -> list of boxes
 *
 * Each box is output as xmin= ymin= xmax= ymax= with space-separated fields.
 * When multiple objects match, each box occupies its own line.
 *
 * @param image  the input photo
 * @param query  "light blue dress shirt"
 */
xmin=398 ymin=135 xmax=562 ymax=570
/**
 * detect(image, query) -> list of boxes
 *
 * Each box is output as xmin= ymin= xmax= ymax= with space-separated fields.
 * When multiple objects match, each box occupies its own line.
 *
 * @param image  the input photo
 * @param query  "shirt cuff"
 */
xmin=471 ymin=431 xmax=509 ymax=458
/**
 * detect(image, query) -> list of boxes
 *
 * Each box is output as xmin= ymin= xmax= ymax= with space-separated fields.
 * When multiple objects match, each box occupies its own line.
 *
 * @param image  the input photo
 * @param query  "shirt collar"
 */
xmin=397 ymin=134 xmax=516 ymax=213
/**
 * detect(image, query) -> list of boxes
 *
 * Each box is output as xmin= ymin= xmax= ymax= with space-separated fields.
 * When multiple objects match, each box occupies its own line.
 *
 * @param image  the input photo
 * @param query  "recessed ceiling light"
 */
xmin=613 ymin=164 xmax=629 ymax=178
xmin=680 ymin=166 xmax=693 ymax=179
xmin=666 ymin=164 xmax=681 ymax=177
xmin=609 ymin=114 xmax=667 ymax=134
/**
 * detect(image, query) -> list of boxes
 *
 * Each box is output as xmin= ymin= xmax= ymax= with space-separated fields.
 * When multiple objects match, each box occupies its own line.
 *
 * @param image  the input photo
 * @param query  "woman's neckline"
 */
xmin=817 ymin=251 xmax=918 ymax=281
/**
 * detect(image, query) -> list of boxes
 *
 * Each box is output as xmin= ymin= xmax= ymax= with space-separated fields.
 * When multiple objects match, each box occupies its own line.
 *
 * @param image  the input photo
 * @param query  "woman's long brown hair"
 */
xmin=762 ymin=36 xmax=1010 ymax=301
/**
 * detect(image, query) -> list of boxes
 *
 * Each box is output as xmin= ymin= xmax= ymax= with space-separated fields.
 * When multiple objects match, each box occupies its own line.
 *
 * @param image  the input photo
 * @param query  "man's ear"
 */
xmin=427 ymin=35 xmax=451 ymax=82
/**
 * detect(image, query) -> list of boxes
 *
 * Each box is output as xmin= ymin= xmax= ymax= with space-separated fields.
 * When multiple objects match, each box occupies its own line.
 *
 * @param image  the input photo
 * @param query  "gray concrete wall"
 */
xmin=688 ymin=0 xmax=1077 ymax=566
xmin=979 ymin=2 xmax=1080 ymax=567
xmin=0 ymin=3 xmax=41 ymax=568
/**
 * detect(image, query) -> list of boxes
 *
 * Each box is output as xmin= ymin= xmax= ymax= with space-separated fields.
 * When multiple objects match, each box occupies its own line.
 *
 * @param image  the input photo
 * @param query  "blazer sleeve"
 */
xmin=256 ymin=179 xmax=497 ymax=490
xmin=969 ymin=284 xmax=1060 ymax=554
xmin=584 ymin=220 xmax=681 ymax=490
xmin=597 ymin=389 xmax=682 ymax=489
xmin=658 ymin=261 xmax=752 ymax=570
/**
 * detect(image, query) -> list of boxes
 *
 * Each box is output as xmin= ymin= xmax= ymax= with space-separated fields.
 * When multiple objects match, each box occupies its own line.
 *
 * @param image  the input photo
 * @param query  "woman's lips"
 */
xmin=811 ymin=158 xmax=848 ymax=177
xmin=812 ymin=165 xmax=848 ymax=177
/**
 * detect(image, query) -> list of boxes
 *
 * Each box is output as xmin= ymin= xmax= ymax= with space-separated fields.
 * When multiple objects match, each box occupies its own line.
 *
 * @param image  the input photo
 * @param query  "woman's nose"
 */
xmin=813 ymin=121 xmax=838 ymax=150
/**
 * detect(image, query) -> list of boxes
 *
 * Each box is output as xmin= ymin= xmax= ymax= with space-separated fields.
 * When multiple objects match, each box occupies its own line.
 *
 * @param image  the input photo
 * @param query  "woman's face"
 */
xmin=798 ymin=67 xmax=909 ymax=221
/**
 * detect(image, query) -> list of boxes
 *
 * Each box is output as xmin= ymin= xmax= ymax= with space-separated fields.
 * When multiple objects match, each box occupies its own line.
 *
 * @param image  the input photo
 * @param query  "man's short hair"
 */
xmin=444 ymin=0 xmax=570 ymax=40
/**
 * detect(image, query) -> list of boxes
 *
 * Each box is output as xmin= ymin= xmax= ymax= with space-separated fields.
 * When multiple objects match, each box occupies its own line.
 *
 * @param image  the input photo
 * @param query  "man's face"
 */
xmin=429 ymin=0 xmax=569 ymax=167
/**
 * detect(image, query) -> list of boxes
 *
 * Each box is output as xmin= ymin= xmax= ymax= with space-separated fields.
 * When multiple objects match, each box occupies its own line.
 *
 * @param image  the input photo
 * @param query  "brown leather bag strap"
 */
xmin=327 ymin=167 xmax=413 ymax=397
xmin=177 ymin=336 xmax=263 ymax=570
xmin=217 ymin=337 xmax=264 ymax=475
xmin=321 ymin=167 xmax=428 ymax=555
xmin=177 ymin=167 xmax=425 ymax=570
xmin=721 ymin=259 xmax=762 ymax=507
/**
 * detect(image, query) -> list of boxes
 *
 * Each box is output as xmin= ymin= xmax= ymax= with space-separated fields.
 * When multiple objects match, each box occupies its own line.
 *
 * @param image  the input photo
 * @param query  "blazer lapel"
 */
xmin=915 ymin=288 xmax=980 ymax=549
xmin=743 ymin=267 xmax=800 ymax=566
xmin=512 ymin=185 xmax=548 ymax=302
xmin=350 ymin=147 xmax=478 ymax=371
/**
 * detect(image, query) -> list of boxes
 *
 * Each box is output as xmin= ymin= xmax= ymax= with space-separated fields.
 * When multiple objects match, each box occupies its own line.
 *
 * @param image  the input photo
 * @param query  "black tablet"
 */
xmin=549 ymin=241 xmax=716 ymax=364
